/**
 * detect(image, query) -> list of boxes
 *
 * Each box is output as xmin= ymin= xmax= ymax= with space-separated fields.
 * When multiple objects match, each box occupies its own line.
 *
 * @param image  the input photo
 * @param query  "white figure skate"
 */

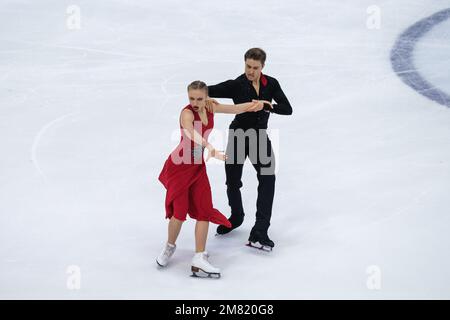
xmin=191 ymin=251 xmax=221 ymax=279
xmin=156 ymin=243 xmax=176 ymax=267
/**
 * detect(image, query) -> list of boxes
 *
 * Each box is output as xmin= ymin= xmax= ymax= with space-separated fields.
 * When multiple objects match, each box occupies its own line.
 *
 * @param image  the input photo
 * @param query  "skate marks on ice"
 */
xmin=1 ymin=38 xmax=193 ymax=65
xmin=391 ymin=8 xmax=450 ymax=107
xmin=31 ymin=112 xmax=79 ymax=180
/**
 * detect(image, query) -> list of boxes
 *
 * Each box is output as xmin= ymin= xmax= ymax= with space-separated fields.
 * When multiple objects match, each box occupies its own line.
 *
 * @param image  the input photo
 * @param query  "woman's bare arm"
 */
xmin=213 ymin=102 xmax=251 ymax=114
xmin=180 ymin=109 xmax=208 ymax=147
xmin=206 ymin=99 xmax=272 ymax=114
xmin=213 ymin=101 xmax=266 ymax=114
xmin=180 ymin=109 xmax=226 ymax=161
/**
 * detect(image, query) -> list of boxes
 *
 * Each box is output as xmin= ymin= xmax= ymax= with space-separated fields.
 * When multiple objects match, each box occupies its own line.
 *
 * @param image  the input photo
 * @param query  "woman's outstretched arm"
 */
xmin=211 ymin=100 xmax=272 ymax=114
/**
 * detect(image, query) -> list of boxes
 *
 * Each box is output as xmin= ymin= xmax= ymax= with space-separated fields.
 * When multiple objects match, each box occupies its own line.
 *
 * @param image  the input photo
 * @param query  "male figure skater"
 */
xmin=207 ymin=48 xmax=292 ymax=251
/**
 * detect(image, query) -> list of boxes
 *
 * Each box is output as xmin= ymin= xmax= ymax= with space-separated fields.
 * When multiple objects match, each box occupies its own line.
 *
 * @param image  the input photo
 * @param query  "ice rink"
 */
xmin=1 ymin=0 xmax=450 ymax=299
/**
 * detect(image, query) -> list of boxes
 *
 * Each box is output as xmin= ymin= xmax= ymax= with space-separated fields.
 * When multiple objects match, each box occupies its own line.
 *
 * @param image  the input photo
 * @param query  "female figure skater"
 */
xmin=157 ymin=80 xmax=268 ymax=278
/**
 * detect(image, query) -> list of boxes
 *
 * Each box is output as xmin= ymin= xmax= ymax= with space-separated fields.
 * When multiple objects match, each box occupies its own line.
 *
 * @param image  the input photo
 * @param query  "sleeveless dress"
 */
xmin=158 ymin=105 xmax=232 ymax=227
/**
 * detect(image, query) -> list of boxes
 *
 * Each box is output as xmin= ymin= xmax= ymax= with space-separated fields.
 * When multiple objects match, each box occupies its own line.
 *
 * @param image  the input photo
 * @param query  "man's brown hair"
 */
xmin=244 ymin=48 xmax=266 ymax=65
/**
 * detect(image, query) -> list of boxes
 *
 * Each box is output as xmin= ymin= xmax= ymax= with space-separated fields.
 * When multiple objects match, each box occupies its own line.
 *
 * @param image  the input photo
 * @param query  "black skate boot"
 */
xmin=246 ymin=229 xmax=275 ymax=252
xmin=216 ymin=214 xmax=244 ymax=235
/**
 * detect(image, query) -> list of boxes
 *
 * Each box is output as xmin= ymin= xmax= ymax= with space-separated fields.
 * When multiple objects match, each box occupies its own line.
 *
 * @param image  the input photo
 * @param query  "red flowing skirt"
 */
xmin=158 ymin=157 xmax=231 ymax=227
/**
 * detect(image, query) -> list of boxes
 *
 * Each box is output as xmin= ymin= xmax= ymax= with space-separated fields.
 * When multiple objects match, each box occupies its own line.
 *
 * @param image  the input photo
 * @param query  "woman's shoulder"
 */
xmin=183 ymin=104 xmax=193 ymax=111
xmin=181 ymin=105 xmax=194 ymax=114
xmin=180 ymin=105 xmax=195 ymax=119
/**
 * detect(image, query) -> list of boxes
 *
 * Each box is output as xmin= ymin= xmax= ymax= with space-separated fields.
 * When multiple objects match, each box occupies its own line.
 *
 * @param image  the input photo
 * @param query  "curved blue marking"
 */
xmin=391 ymin=8 xmax=450 ymax=107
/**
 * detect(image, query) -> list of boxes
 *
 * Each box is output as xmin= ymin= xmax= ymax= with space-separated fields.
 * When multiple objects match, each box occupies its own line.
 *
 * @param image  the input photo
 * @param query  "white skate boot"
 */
xmin=156 ymin=243 xmax=176 ymax=267
xmin=191 ymin=251 xmax=221 ymax=279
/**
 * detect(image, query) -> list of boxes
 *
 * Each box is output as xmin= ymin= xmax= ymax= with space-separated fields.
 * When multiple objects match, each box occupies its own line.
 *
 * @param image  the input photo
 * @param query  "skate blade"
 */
xmin=246 ymin=241 xmax=273 ymax=252
xmin=191 ymin=266 xmax=221 ymax=279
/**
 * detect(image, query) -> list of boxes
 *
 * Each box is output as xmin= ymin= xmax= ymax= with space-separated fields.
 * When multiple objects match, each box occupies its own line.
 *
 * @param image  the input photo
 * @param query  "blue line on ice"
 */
xmin=391 ymin=8 xmax=450 ymax=107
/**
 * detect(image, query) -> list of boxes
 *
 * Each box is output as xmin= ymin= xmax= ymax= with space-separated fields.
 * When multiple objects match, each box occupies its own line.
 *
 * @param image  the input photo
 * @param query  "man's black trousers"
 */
xmin=225 ymin=128 xmax=276 ymax=233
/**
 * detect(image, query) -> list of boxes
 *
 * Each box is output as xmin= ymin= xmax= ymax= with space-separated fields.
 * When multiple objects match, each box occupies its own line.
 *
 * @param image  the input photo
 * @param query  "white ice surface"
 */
xmin=1 ymin=0 xmax=450 ymax=299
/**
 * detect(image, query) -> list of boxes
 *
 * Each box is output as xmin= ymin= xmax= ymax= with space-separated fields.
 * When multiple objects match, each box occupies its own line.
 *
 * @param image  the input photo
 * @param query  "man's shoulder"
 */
xmin=208 ymin=76 xmax=242 ymax=87
xmin=262 ymin=74 xmax=279 ymax=84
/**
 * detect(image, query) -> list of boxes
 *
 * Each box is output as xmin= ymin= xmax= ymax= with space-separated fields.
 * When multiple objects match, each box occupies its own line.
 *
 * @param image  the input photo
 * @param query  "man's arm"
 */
xmin=269 ymin=79 xmax=293 ymax=115
xmin=208 ymin=80 xmax=237 ymax=99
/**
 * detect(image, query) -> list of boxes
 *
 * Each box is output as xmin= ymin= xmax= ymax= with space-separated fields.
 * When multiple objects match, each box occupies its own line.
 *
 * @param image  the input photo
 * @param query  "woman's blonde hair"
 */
xmin=187 ymin=80 xmax=208 ymax=95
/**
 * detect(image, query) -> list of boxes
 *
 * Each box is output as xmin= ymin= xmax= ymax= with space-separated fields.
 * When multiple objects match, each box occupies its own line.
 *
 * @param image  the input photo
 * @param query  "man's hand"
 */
xmin=246 ymin=100 xmax=273 ymax=112
xmin=258 ymin=100 xmax=273 ymax=112
xmin=205 ymin=98 xmax=219 ymax=113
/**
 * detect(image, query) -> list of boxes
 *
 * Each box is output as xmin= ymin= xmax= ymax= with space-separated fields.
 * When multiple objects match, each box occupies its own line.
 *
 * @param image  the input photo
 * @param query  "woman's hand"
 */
xmin=212 ymin=149 xmax=228 ymax=161
xmin=205 ymin=98 xmax=219 ymax=113
xmin=205 ymin=144 xmax=228 ymax=162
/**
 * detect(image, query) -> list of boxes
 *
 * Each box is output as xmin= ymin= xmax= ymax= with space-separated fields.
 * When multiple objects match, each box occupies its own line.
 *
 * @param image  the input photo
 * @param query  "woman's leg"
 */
xmin=168 ymin=216 xmax=183 ymax=245
xmin=195 ymin=221 xmax=209 ymax=253
xmin=167 ymin=189 xmax=189 ymax=245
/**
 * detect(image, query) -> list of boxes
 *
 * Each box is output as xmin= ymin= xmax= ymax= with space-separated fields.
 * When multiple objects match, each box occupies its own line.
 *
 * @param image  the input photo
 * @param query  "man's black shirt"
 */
xmin=208 ymin=73 xmax=292 ymax=130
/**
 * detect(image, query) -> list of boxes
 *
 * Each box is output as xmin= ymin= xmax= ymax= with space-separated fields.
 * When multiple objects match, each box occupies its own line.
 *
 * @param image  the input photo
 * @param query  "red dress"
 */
xmin=158 ymin=105 xmax=231 ymax=227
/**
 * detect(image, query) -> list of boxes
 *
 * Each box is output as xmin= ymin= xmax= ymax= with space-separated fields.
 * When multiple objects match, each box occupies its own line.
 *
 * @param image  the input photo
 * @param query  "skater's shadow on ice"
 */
xmin=211 ymin=229 xmax=247 ymax=248
xmin=210 ymin=229 xmax=275 ymax=267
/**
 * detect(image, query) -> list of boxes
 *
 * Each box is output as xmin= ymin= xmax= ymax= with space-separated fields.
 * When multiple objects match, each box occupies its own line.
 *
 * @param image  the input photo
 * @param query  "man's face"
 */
xmin=245 ymin=59 xmax=264 ymax=82
xmin=188 ymin=89 xmax=207 ymax=112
